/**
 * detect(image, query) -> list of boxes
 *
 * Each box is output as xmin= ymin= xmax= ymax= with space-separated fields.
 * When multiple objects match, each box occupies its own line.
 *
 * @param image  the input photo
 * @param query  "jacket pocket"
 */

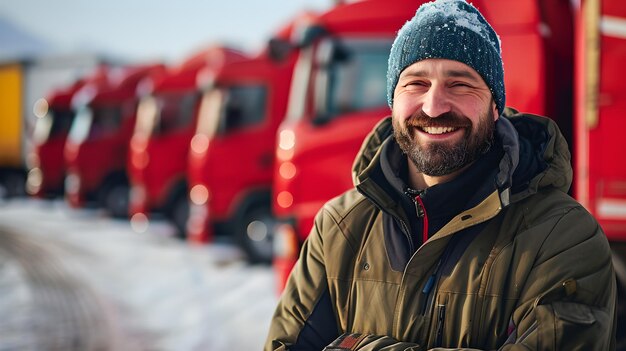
xmin=532 ymin=278 xmax=614 ymax=350
xmin=535 ymin=301 xmax=601 ymax=350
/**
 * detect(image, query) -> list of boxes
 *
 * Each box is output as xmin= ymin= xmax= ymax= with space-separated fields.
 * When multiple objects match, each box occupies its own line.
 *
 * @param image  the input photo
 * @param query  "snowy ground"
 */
xmin=0 ymin=198 xmax=279 ymax=351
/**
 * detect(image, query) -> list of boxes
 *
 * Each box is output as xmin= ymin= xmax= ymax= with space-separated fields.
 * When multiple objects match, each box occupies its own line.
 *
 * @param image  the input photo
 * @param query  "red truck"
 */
xmin=269 ymin=0 xmax=599 ymax=290
xmin=186 ymin=20 xmax=303 ymax=263
xmin=28 ymin=78 xmax=89 ymax=198
xmin=272 ymin=0 xmax=626 ymax=338
xmin=27 ymin=67 xmax=110 ymax=198
xmin=128 ymin=47 xmax=246 ymax=236
xmin=64 ymin=64 xmax=164 ymax=217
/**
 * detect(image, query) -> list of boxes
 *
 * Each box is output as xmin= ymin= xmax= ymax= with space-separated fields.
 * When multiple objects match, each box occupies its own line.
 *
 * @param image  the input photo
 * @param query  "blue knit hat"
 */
xmin=386 ymin=0 xmax=505 ymax=115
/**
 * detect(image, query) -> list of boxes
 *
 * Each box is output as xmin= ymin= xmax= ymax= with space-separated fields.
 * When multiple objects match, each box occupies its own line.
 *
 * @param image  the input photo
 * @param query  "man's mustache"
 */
xmin=405 ymin=110 xmax=472 ymax=129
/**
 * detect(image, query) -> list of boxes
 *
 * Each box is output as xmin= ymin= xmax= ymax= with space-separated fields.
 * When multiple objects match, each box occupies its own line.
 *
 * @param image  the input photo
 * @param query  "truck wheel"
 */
xmin=102 ymin=183 xmax=129 ymax=218
xmin=1 ymin=172 xmax=26 ymax=198
xmin=170 ymin=195 xmax=189 ymax=240
xmin=236 ymin=204 xmax=276 ymax=264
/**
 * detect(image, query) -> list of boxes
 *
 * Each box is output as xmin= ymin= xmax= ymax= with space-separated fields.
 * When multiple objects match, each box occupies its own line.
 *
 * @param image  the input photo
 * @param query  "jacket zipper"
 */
xmin=405 ymin=189 xmax=440 ymax=317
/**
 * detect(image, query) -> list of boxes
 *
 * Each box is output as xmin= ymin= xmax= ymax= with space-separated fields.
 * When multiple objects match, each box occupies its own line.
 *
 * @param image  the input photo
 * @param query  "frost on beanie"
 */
xmin=386 ymin=0 xmax=505 ymax=115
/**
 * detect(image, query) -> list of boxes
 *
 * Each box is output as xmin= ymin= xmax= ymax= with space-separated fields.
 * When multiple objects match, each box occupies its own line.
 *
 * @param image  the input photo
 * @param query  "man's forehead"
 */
xmin=399 ymin=59 xmax=483 ymax=82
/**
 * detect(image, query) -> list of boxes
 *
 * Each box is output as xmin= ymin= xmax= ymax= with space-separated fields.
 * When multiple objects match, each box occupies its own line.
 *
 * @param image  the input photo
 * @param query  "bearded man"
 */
xmin=265 ymin=0 xmax=616 ymax=350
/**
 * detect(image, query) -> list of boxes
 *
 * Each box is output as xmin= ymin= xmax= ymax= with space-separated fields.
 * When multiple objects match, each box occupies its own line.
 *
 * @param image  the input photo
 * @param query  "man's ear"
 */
xmin=492 ymin=101 xmax=499 ymax=121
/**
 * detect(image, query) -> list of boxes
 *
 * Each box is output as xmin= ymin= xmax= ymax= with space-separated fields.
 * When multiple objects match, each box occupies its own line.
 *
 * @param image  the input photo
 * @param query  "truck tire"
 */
xmin=0 ymin=171 xmax=26 ymax=199
xmin=236 ymin=204 xmax=276 ymax=264
xmin=170 ymin=194 xmax=189 ymax=240
xmin=102 ymin=183 xmax=130 ymax=219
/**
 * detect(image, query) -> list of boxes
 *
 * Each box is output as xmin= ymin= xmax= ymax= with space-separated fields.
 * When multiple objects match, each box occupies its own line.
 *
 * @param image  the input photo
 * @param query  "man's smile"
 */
xmin=419 ymin=126 xmax=461 ymax=135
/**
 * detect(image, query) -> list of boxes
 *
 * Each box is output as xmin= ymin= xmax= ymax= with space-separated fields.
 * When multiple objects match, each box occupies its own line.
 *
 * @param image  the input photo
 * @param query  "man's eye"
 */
xmin=451 ymin=82 xmax=472 ymax=88
xmin=404 ymin=81 xmax=427 ymax=88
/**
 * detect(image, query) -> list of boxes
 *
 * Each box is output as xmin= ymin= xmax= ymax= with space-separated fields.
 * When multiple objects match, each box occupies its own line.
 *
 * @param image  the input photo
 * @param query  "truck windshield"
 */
xmin=135 ymin=96 xmax=158 ymax=139
xmin=316 ymin=39 xmax=391 ymax=121
xmin=217 ymin=85 xmax=267 ymax=134
xmin=68 ymin=105 xmax=122 ymax=143
xmin=33 ymin=108 xmax=74 ymax=145
xmin=196 ymin=89 xmax=223 ymax=139
xmin=153 ymin=92 xmax=198 ymax=135
xmin=68 ymin=106 xmax=93 ymax=144
xmin=89 ymin=105 xmax=123 ymax=138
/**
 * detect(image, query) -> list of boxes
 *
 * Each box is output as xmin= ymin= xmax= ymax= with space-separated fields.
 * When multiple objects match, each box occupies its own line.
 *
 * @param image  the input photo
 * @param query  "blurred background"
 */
xmin=0 ymin=1 xmax=333 ymax=350
xmin=1 ymin=0 xmax=626 ymax=350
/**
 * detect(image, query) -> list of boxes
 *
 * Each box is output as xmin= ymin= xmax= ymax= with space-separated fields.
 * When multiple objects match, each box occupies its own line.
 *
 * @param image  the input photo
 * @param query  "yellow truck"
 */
xmin=0 ymin=62 xmax=27 ymax=198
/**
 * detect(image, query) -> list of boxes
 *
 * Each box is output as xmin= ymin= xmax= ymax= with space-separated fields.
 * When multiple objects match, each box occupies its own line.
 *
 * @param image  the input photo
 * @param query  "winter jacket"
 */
xmin=265 ymin=110 xmax=616 ymax=350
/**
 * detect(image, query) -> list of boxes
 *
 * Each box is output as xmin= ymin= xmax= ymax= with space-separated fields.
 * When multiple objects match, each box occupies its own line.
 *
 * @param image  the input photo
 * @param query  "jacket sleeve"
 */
xmin=323 ymin=333 xmax=422 ymax=350
xmin=264 ymin=208 xmax=341 ymax=351
xmin=495 ymin=205 xmax=617 ymax=351
xmin=322 ymin=206 xmax=616 ymax=351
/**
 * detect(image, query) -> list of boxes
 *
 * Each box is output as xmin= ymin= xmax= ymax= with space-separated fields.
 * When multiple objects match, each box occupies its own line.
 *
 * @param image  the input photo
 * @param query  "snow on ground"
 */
xmin=0 ymin=198 xmax=279 ymax=350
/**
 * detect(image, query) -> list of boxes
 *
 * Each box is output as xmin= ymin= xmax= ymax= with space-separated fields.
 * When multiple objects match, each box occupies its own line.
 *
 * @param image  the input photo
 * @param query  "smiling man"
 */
xmin=392 ymin=59 xmax=497 ymax=188
xmin=265 ymin=1 xmax=616 ymax=350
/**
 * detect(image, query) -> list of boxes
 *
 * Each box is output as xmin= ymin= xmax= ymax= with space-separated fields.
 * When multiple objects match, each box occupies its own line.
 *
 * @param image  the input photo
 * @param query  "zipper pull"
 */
xmin=422 ymin=274 xmax=435 ymax=295
xmin=414 ymin=195 xmax=425 ymax=218
xmin=420 ymin=259 xmax=442 ymax=314
xmin=420 ymin=274 xmax=435 ymax=314
xmin=414 ymin=195 xmax=429 ymax=243
xmin=404 ymin=188 xmax=424 ymax=218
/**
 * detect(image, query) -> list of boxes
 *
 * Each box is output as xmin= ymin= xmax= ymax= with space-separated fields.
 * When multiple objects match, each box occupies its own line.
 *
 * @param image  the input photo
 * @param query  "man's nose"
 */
xmin=421 ymin=85 xmax=451 ymax=118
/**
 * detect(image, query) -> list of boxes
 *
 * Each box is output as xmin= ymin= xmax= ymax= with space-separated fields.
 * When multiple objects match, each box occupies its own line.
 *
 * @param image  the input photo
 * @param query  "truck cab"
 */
xmin=271 ymin=0 xmax=575 ymax=290
xmin=28 ymin=79 xmax=86 ymax=198
xmin=186 ymin=21 xmax=301 ymax=263
xmin=64 ymin=64 xmax=164 ymax=217
xmin=28 ymin=68 xmax=110 ymax=198
xmin=129 ymin=47 xmax=246 ymax=236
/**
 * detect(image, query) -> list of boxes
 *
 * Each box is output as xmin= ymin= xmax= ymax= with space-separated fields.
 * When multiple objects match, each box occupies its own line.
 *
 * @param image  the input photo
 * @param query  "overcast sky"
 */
xmin=0 ymin=0 xmax=331 ymax=64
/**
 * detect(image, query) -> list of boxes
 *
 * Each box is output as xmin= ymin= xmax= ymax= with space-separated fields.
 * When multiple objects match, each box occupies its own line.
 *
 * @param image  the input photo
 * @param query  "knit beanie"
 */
xmin=386 ymin=0 xmax=505 ymax=115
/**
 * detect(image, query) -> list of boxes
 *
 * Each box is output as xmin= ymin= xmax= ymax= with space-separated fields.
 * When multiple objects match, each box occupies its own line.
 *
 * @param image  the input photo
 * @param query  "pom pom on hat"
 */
xmin=386 ymin=0 xmax=505 ymax=115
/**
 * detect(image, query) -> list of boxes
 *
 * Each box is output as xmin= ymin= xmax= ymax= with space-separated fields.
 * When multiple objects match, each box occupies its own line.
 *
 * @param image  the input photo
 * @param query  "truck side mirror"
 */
xmin=312 ymin=113 xmax=331 ymax=126
xmin=268 ymin=38 xmax=294 ymax=62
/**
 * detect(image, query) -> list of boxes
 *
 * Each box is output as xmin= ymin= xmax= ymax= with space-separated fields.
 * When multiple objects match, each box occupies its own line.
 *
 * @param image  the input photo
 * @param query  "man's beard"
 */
xmin=392 ymin=108 xmax=495 ymax=177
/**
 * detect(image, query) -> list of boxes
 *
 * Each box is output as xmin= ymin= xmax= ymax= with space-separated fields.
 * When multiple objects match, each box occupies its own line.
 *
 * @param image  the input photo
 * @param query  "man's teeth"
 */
xmin=421 ymin=126 xmax=457 ymax=134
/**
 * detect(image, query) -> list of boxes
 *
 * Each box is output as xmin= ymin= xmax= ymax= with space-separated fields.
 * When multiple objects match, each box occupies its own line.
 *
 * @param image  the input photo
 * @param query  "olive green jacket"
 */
xmin=266 ymin=111 xmax=616 ymax=350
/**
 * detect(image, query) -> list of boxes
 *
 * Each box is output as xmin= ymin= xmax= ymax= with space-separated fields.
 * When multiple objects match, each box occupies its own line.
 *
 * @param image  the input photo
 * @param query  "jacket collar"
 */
xmin=379 ymin=137 xmax=503 ymax=233
xmin=353 ymin=110 xmax=573 ymax=232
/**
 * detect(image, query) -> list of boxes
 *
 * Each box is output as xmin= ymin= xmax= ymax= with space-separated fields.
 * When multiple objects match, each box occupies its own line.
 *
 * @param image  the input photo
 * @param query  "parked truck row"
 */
xmin=6 ymin=0 xmax=625 ymax=325
xmin=1 ymin=55 xmax=109 ymax=199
